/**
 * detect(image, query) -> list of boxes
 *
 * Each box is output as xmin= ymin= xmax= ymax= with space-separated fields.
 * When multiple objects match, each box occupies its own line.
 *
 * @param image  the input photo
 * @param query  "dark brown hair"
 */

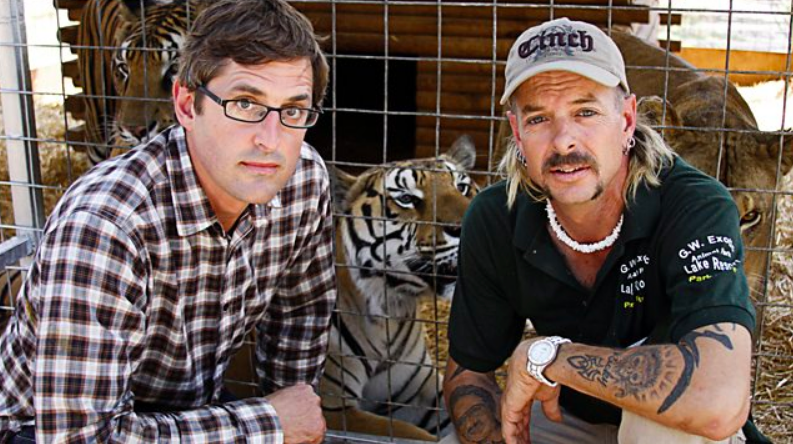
xmin=178 ymin=0 xmax=328 ymax=111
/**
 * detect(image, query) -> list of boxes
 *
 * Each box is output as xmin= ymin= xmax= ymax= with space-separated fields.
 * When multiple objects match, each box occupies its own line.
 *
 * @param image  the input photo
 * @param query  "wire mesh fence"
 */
xmin=0 ymin=0 xmax=791 ymax=442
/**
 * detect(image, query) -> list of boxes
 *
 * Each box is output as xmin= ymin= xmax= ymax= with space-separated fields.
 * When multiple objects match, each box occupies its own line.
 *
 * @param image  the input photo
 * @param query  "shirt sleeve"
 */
xmin=447 ymin=194 xmax=526 ymax=372
xmin=256 ymin=177 xmax=337 ymax=394
xmin=30 ymin=211 xmax=284 ymax=443
xmin=658 ymin=190 xmax=756 ymax=342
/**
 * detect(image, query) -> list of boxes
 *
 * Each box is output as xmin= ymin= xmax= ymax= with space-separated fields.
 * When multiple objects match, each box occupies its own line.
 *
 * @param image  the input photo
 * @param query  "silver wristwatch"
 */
xmin=526 ymin=336 xmax=571 ymax=387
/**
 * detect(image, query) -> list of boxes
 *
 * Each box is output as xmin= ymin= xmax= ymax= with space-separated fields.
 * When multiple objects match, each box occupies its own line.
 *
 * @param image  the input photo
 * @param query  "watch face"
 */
xmin=529 ymin=340 xmax=555 ymax=365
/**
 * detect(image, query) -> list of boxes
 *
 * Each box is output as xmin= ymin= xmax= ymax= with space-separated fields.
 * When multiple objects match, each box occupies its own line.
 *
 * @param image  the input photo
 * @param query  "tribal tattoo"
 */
xmin=566 ymin=324 xmax=736 ymax=414
xmin=658 ymin=324 xmax=735 ymax=413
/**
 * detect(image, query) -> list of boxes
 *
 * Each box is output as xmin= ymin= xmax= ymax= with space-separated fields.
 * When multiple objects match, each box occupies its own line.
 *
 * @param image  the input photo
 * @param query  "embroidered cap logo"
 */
xmin=518 ymin=25 xmax=595 ymax=60
xmin=500 ymin=18 xmax=630 ymax=105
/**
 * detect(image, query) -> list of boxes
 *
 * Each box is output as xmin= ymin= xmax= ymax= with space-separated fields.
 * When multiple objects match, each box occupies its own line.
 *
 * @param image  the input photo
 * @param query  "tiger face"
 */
xmin=334 ymin=136 xmax=478 ymax=317
xmin=110 ymin=1 xmax=196 ymax=147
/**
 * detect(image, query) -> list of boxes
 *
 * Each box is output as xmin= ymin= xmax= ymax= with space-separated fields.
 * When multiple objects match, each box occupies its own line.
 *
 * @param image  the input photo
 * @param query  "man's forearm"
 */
xmin=545 ymin=323 xmax=751 ymax=439
xmin=444 ymin=358 xmax=505 ymax=444
xmin=30 ymin=397 xmax=282 ymax=443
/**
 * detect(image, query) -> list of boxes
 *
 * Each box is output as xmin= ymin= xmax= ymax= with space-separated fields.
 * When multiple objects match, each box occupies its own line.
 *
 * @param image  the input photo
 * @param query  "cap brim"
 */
xmin=499 ymin=60 xmax=622 ymax=105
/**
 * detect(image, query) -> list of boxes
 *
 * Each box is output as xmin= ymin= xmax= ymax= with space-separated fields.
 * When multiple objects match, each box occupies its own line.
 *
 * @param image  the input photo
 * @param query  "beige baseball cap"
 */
xmin=500 ymin=17 xmax=630 ymax=105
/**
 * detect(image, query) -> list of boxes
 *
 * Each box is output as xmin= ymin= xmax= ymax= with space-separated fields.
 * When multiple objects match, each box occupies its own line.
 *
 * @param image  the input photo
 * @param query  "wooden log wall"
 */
xmin=54 ymin=0 xmax=680 ymax=170
xmin=292 ymin=1 xmax=678 ymax=169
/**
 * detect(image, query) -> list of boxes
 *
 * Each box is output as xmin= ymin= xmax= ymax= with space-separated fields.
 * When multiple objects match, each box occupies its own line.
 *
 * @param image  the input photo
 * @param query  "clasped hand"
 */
xmin=501 ymin=338 xmax=564 ymax=444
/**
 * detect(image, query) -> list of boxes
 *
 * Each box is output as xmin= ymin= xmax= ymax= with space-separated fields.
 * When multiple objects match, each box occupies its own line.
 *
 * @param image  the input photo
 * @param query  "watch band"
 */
xmin=526 ymin=336 xmax=571 ymax=387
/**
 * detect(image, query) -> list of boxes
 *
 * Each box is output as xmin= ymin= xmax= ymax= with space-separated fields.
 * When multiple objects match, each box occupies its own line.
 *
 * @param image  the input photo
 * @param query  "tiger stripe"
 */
xmin=320 ymin=136 xmax=478 ymax=440
xmin=76 ymin=0 xmax=199 ymax=165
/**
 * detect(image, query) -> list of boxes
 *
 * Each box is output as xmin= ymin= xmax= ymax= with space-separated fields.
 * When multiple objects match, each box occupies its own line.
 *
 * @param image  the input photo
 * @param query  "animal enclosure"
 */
xmin=1 ymin=0 xmax=792 ymax=442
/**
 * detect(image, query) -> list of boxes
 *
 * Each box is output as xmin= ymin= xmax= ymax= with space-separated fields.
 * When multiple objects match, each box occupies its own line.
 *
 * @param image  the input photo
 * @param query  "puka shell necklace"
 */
xmin=546 ymin=201 xmax=623 ymax=254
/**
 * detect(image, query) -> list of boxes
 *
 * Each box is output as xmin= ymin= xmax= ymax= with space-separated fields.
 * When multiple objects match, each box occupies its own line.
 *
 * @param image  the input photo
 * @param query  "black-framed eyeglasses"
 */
xmin=196 ymin=85 xmax=321 ymax=129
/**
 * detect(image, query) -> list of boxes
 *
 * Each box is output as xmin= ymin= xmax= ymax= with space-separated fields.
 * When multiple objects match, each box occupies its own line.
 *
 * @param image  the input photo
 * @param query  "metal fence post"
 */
xmin=0 ymin=0 xmax=45 ymax=247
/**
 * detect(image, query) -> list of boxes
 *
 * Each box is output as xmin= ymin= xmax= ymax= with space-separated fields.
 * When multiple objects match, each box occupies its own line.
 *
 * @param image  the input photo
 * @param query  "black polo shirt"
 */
xmin=448 ymin=157 xmax=756 ymax=425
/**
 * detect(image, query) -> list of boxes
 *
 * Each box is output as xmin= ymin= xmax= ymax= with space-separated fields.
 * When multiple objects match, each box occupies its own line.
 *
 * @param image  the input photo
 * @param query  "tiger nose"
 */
xmin=444 ymin=225 xmax=462 ymax=238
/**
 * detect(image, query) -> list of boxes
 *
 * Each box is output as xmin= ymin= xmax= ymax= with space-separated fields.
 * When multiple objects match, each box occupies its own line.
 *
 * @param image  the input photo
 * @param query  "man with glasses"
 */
xmin=0 ymin=1 xmax=335 ymax=442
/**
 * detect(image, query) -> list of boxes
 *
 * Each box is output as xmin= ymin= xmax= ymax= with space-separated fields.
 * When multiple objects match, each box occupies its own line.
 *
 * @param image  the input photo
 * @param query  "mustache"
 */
xmin=542 ymin=151 xmax=598 ymax=173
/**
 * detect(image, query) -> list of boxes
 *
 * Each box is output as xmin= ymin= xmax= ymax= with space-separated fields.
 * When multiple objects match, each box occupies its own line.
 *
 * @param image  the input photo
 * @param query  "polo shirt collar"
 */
xmin=512 ymin=192 xmax=546 ymax=253
xmin=166 ymin=126 xmax=280 ymax=237
xmin=620 ymin=179 xmax=661 ymax=244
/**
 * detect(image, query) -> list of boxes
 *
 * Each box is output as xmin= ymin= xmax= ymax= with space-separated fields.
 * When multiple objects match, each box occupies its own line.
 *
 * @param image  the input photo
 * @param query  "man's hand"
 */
xmin=501 ymin=339 xmax=563 ymax=444
xmin=266 ymin=384 xmax=326 ymax=444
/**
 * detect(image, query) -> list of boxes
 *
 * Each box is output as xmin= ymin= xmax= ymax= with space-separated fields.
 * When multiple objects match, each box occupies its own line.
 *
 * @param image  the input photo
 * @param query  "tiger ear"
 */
xmin=187 ymin=0 xmax=210 ymax=16
xmin=637 ymin=95 xmax=681 ymax=129
xmin=637 ymin=95 xmax=684 ymax=149
xmin=118 ymin=0 xmax=179 ymax=21
xmin=118 ymin=1 xmax=147 ymax=21
xmin=446 ymin=135 xmax=477 ymax=170
xmin=328 ymin=166 xmax=357 ymax=212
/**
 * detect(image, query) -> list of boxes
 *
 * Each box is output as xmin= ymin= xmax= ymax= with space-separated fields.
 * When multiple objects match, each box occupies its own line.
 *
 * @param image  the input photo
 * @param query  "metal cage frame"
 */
xmin=1 ymin=0 xmax=792 ymax=442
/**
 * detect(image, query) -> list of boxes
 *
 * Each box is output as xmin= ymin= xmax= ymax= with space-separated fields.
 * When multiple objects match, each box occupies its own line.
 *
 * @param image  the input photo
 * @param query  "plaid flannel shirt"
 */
xmin=0 ymin=126 xmax=336 ymax=443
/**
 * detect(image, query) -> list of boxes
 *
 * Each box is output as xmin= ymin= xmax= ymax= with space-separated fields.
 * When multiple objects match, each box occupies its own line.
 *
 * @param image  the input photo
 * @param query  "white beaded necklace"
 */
xmin=545 ymin=201 xmax=623 ymax=254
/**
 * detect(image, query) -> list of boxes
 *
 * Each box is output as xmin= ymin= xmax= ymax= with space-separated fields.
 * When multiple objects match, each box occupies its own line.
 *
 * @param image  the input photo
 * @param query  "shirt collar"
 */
xmin=166 ymin=126 xmax=281 ymax=237
xmin=620 ymin=177 xmax=662 ymax=244
xmin=512 ymin=192 xmax=546 ymax=253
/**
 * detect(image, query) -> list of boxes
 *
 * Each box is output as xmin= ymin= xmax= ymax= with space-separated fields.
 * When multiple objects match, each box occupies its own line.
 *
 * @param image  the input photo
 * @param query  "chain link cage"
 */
xmin=0 ymin=0 xmax=792 ymax=442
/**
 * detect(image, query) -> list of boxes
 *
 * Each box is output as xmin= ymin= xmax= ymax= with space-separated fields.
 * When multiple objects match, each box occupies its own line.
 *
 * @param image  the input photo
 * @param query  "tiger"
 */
xmin=75 ymin=0 xmax=201 ymax=165
xmin=320 ymin=135 xmax=478 ymax=441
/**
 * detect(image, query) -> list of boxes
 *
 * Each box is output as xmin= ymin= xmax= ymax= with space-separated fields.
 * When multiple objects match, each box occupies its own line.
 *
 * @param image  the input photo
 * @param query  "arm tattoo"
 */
xmin=568 ymin=348 xmax=675 ymax=400
xmin=448 ymin=385 xmax=505 ymax=444
xmin=658 ymin=324 xmax=735 ymax=414
xmin=567 ymin=354 xmax=610 ymax=385
xmin=568 ymin=324 xmax=736 ymax=414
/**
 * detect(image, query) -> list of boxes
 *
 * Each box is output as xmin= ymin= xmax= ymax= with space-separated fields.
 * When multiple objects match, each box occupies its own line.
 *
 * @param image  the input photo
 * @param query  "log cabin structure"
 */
xmin=54 ymin=0 xmax=680 ymax=174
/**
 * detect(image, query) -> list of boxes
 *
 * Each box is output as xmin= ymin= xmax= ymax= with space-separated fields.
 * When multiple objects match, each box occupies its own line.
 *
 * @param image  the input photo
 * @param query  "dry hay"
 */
xmin=751 ymin=172 xmax=793 ymax=443
xmin=418 ymin=298 xmax=452 ymax=373
xmin=419 ymin=297 xmax=535 ymax=389
xmin=0 ymin=97 xmax=91 ymax=238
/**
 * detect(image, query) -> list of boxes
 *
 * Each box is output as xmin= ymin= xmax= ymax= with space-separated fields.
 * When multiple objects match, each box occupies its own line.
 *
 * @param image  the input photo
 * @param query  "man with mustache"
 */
xmin=444 ymin=18 xmax=768 ymax=444
xmin=0 ymin=1 xmax=335 ymax=442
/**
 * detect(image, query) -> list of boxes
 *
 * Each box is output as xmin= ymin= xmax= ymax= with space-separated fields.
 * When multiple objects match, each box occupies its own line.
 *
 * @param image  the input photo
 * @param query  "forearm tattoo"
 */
xmin=568 ymin=348 xmax=677 ymax=401
xmin=448 ymin=385 xmax=505 ymax=444
xmin=567 ymin=324 xmax=735 ymax=414
xmin=658 ymin=323 xmax=734 ymax=413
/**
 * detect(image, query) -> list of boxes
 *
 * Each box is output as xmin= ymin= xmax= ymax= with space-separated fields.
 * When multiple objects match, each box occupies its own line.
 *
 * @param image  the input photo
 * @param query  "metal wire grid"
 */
xmin=0 ymin=0 xmax=791 ymax=442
